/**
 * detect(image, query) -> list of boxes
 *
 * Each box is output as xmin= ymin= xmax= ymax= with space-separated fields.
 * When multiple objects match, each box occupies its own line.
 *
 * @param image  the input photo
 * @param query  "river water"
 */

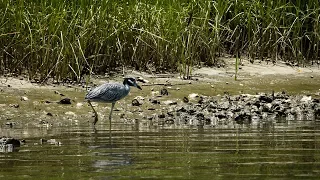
xmin=1 ymin=119 xmax=320 ymax=179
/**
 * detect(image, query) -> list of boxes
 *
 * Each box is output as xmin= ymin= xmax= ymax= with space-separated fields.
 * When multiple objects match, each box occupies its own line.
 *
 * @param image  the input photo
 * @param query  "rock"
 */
xmin=183 ymin=97 xmax=189 ymax=103
xmin=76 ymin=102 xmax=83 ymax=107
xmin=151 ymin=91 xmax=160 ymax=97
xmin=46 ymin=112 xmax=53 ymax=116
xmin=259 ymin=95 xmax=273 ymax=103
xmin=235 ymin=113 xmax=252 ymax=124
xmin=158 ymin=114 xmax=166 ymax=119
xmin=161 ymin=88 xmax=169 ymax=95
xmin=65 ymin=111 xmax=76 ymax=116
xmin=20 ymin=96 xmax=29 ymax=101
xmin=54 ymin=90 xmax=65 ymax=96
xmin=165 ymin=119 xmax=174 ymax=124
xmin=132 ymin=96 xmax=144 ymax=106
xmin=154 ymin=91 xmax=320 ymax=127
xmin=149 ymin=98 xmax=160 ymax=104
xmin=198 ymin=96 xmax=204 ymax=104
xmin=0 ymin=137 xmax=22 ymax=152
xmin=59 ymin=98 xmax=71 ymax=104
xmin=137 ymin=77 xmax=149 ymax=83
xmin=5 ymin=122 xmax=16 ymax=127
xmin=163 ymin=100 xmax=177 ymax=106
xmin=9 ymin=104 xmax=19 ymax=108
xmin=300 ymin=96 xmax=312 ymax=103
xmin=132 ymin=99 xmax=142 ymax=106
xmin=188 ymin=93 xmax=199 ymax=100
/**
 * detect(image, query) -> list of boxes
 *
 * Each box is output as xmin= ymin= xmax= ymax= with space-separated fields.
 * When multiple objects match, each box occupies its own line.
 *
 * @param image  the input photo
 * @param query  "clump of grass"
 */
xmin=0 ymin=0 xmax=319 ymax=81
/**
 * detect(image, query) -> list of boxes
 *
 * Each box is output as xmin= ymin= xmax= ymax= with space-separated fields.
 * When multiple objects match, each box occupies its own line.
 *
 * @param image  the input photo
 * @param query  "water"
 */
xmin=1 ymin=119 xmax=320 ymax=180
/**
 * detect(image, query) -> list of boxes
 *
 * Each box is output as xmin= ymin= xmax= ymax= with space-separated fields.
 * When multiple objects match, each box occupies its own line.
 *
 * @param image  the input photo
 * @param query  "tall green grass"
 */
xmin=0 ymin=0 xmax=319 ymax=81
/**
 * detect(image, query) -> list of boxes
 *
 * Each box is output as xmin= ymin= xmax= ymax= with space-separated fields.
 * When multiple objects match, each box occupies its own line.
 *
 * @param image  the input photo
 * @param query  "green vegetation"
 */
xmin=0 ymin=0 xmax=319 ymax=81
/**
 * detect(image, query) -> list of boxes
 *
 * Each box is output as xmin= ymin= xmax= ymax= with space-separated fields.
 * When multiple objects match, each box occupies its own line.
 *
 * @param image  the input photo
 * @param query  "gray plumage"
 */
xmin=85 ymin=83 xmax=130 ymax=103
xmin=85 ymin=77 xmax=142 ymax=125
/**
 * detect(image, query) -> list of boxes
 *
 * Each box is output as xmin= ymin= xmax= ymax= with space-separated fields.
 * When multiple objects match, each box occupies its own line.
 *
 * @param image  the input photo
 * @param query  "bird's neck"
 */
xmin=124 ymin=83 xmax=130 ymax=91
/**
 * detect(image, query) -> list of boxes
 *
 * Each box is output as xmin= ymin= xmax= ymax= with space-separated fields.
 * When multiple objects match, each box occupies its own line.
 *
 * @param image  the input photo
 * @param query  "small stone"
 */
xmin=59 ymin=98 xmax=71 ymax=104
xmin=46 ymin=112 xmax=53 ymax=116
xmin=188 ymin=93 xmax=199 ymax=100
xmin=76 ymin=102 xmax=83 ymax=107
xmin=311 ymin=76 xmax=314 ymax=78
xmin=132 ymin=99 xmax=142 ymax=106
xmin=5 ymin=122 xmax=15 ymax=127
xmin=20 ymin=96 xmax=29 ymax=101
xmin=165 ymin=119 xmax=174 ymax=124
xmin=300 ymin=96 xmax=312 ymax=103
xmin=137 ymin=77 xmax=149 ymax=83
xmin=149 ymin=99 xmax=160 ymax=104
xmin=134 ymin=96 xmax=145 ymax=101
xmin=160 ymin=88 xmax=169 ymax=95
xmin=9 ymin=104 xmax=19 ymax=108
xmin=183 ymin=97 xmax=189 ymax=103
xmin=151 ymin=91 xmax=160 ymax=96
xmin=226 ymin=82 xmax=229 ymax=84
xmin=163 ymin=100 xmax=177 ymax=105
xmin=47 ymin=139 xmax=57 ymax=144
xmin=65 ymin=111 xmax=76 ymax=116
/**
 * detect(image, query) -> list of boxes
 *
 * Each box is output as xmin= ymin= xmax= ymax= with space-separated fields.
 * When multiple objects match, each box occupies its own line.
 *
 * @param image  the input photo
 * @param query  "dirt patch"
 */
xmin=193 ymin=58 xmax=319 ymax=77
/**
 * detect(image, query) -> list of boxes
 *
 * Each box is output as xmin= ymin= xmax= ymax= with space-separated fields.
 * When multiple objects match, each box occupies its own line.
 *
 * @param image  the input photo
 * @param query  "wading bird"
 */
xmin=85 ymin=77 xmax=142 ymax=125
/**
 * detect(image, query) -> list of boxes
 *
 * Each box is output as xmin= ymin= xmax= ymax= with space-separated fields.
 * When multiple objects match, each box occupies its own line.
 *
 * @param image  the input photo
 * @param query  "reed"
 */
xmin=0 ymin=0 xmax=319 ymax=81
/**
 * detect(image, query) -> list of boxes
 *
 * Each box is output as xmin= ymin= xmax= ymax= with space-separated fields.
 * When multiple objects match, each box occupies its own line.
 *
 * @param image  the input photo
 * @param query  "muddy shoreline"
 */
xmin=0 ymin=59 xmax=320 ymax=128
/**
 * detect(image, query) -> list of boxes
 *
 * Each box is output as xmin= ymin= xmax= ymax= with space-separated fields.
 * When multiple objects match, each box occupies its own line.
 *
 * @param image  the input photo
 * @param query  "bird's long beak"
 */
xmin=136 ymin=84 xmax=142 ymax=90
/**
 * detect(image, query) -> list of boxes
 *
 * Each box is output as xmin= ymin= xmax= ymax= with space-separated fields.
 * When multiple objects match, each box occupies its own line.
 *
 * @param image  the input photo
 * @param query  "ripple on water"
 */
xmin=0 ymin=119 xmax=320 ymax=179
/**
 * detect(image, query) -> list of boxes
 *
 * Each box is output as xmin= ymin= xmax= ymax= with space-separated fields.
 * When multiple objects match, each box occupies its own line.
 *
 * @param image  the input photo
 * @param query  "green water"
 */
xmin=1 ymin=120 xmax=320 ymax=180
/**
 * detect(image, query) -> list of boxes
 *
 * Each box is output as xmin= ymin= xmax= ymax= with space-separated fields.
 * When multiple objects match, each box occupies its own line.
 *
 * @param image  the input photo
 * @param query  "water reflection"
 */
xmin=0 ymin=118 xmax=320 ymax=179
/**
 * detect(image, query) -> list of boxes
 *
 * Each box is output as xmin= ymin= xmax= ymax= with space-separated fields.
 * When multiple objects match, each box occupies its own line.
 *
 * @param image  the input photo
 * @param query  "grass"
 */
xmin=0 ymin=0 xmax=319 ymax=81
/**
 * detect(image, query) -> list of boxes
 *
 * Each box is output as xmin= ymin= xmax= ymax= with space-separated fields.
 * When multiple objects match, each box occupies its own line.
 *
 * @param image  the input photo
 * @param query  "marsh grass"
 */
xmin=0 ymin=0 xmax=319 ymax=81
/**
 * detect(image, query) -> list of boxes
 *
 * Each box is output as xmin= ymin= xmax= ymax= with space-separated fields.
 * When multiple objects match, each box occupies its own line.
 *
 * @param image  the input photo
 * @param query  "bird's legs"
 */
xmin=108 ymin=102 xmax=115 ymax=141
xmin=88 ymin=101 xmax=99 ymax=125
xmin=109 ymin=102 xmax=115 ymax=124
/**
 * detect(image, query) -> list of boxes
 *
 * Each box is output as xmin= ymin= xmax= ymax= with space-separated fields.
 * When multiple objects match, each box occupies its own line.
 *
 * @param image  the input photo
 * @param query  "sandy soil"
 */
xmin=0 ymin=58 xmax=319 ymax=89
xmin=193 ymin=58 xmax=319 ymax=77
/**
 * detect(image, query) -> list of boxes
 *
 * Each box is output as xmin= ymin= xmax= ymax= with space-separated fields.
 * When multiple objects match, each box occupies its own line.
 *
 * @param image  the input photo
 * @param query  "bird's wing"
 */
xmin=85 ymin=83 xmax=125 ymax=102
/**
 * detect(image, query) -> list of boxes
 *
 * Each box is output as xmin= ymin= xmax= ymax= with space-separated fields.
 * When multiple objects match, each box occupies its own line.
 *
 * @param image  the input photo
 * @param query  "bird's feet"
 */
xmin=92 ymin=116 xmax=98 ymax=126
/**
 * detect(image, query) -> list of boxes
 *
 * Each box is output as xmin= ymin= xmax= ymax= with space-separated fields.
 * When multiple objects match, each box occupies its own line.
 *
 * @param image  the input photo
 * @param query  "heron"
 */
xmin=85 ymin=77 xmax=142 ymax=126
